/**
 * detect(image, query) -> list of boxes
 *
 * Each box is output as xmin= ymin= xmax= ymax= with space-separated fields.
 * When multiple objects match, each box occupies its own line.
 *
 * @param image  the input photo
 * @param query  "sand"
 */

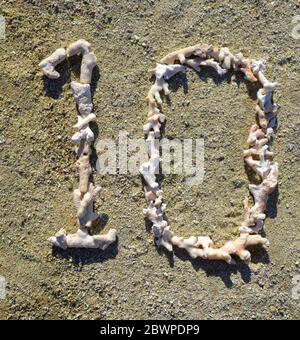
xmin=0 ymin=0 xmax=299 ymax=320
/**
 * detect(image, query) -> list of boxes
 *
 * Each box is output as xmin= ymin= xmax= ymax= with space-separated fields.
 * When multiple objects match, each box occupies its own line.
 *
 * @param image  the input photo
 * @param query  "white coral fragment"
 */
xmin=160 ymin=44 xmax=211 ymax=65
xmin=72 ymin=126 xmax=94 ymax=145
xmin=147 ymin=64 xmax=186 ymax=111
xmin=258 ymin=87 xmax=278 ymax=114
xmin=140 ymin=132 xmax=160 ymax=189
xmin=247 ymin=124 xmax=268 ymax=148
xmin=233 ymin=53 xmax=257 ymax=82
xmin=39 ymin=48 xmax=66 ymax=79
xmin=200 ymin=59 xmax=227 ymax=76
xmin=143 ymin=113 xmax=165 ymax=137
xmin=240 ymin=164 xmax=279 ymax=234
xmin=252 ymin=60 xmax=278 ymax=92
xmin=73 ymin=188 xmax=99 ymax=228
xmin=154 ymin=63 xmax=186 ymax=80
xmin=74 ymin=114 xmax=97 ymax=131
xmin=49 ymin=228 xmax=117 ymax=250
xmin=71 ymin=81 xmax=93 ymax=117
xmin=80 ymin=52 xmax=97 ymax=84
xmin=77 ymin=183 xmax=101 ymax=219
xmin=186 ymin=58 xmax=227 ymax=75
xmin=245 ymin=145 xmax=272 ymax=179
xmin=66 ymin=39 xmax=91 ymax=57
xmin=219 ymin=47 xmax=234 ymax=69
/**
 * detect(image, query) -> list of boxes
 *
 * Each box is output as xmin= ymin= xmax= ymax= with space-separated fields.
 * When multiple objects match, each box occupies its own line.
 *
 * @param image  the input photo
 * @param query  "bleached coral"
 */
xmin=186 ymin=58 xmax=227 ymax=76
xmin=143 ymin=113 xmax=165 ymax=137
xmin=76 ymin=183 xmax=101 ymax=219
xmin=71 ymin=81 xmax=93 ymax=117
xmin=39 ymin=48 xmax=66 ymax=79
xmin=66 ymin=39 xmax=91 ymax=57
xmin=247 ymin=124 xmax=268 ymax=148
xmin=200 ymin=58 xmax=227 ymax=75
xmin=219 ymin=47 xmax=234 ymax=69
xmin=74 ymin=113 xmax=97 ymax=131
xmin=147 ymin=64 xmax=186 ymax=112
xmin=76 ymin=142 xmax=92 ymax=194
xmin=258 ymin=86 xmax=278 ymax=114
xmin=244 ymin=145 xmax=272 ymax=179
xmin=233 ymin=53 xmax=257 ymax=82
xmin=43 ymin=41 xmax=117 ymax=250
xmin=252 ymin=60 xmax=278 ymax=92
xmin=142 ymin=44 xmax=279 ymax=264
xmin=140 ymin=155 xmax=160 ymax=189
xmin=80 ymin=52 xmax=97 ymax=84
xmin=73 ymin=189 xmax=99 ymax=228
xmin=154 ymin=63 xmax=186 ymax=80
xmin=49 ymin=228 xmax=117 ymax=250
xmin=252 ymin=60 xmax=278 ymax=124
xmin=72 ymin=126 xmax=94 ymax=145
xmin=160 ymin=44 xmax=211 ymax=65
xmin=239 ymin=164 xmax=279 ymax=234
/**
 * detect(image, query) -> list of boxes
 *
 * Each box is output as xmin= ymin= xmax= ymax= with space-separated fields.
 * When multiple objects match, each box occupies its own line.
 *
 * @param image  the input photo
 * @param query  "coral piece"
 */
xmin=72 ymin=126 xmax=94 ymax=145
xmin=140 ymin=131 xmax=161 ymax=189
xmin=171 ymin=236 xmax=213 ymax=259
xmin=39 ymin=48 xmax=66 ymax=79
xmin=185 ymin=58 xmax=202 ymax=72
xmin=219 ymin=47 xmax=234 ymax=69
xmin=143 ymin=201 xmax=167 ymax=229
xmin=154 ymin=63 xmax=186 ymax=80
xmin=160 ymin=44 xmax=211 ymax=65
xmin=148 ymin=64 xmax=186 ymax=112
xmin=140 ymin=160 xmax=159 ymax=189
xmin=200 ymin=58 xmax=227 ymax=76
xmin=243 ymin=146 xmax=273 ymax=159
xmin=244 ymin=145 xmax=272 ymax=179
xmin=73 ymin=189 xmax=99 ymax=228
xmin=257 ymin=87 xmax=278 ymax=114
xmin=221 ymin=234 xmax=269 ymax=263
xmin=66 ymin=39 xmax=91 ymax=57
xmin=80 ymin=52 xmax=97 ymax=84
xmin=252 ymin=60 xmax=278 ymax=114
xmin=71 ymin=81 xmax=93 ymax=117
xmin=143 ymin=44 xmax=279 ymax=264
xmin=186 ymin=58 xmax=227 ymax=76
xmin=233 ymin=53 xmax=257 ymax=82
xmin=76 ymin=142 xmax=92 ymax=194
xmin=206 ymin=46 xmax=221 ymax=60
xmin=252 ymin=60 xmax=278 ymax=92
xmin=247 ymin=124 xmax=268 ymax=148
xmin=74 ymin=113 xmax=97 ymax=131
xmin=49 ymin=228 xmax=117 ymax=250
xmin=256 ymin=105 xmax=269 ymax=129
xmin=170 ymin=233 xmax=269 ymax=264
xmin=76 ymin=183 xmax=101 ymax=219
xmin=240 ymin=164 xmax=279 ymax=234
xmin=249 ymin=163 xmax=279 ymax=213
xmin=143 ymin=113 xmax=165 ymax=137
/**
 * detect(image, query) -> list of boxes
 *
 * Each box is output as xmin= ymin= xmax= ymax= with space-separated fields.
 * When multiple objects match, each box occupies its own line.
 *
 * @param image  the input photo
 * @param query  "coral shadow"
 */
xmin=42 ymin=60 xmax=70 ymax=99
xmin=167 ymin=71 xmax=189 ymax=96
xmin=51 ymin=239 xmax=119 ymax=267
xmin=91 ymin=213 xmax=110 ymax=235
xmin=175 ymin=246 xmax=269 ymax=287
xmin=266 ymin=187 xmax=279 ymax=219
